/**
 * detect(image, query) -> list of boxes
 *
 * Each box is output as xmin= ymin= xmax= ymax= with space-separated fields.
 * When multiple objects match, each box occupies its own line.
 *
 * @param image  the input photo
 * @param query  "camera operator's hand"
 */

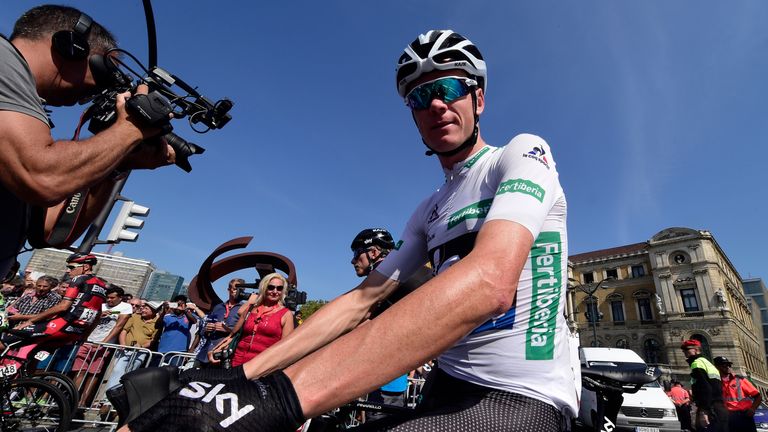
xmin=115 ymin=85 xmax=170 ymax=141
xmin=117 ymin=138 xmax=176 ymax=171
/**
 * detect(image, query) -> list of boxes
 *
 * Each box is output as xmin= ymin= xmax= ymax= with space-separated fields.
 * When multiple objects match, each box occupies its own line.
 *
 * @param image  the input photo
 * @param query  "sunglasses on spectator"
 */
xmin=66 ymin=264 xmax=83 ymax=270
xmin=267 ymin=285 xmax=284 ymax=292
xmin=405 ymin=76 xmax=478 ymax=110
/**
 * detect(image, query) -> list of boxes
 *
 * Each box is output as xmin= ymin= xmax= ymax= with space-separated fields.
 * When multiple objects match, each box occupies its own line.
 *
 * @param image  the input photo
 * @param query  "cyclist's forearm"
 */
xmin=27 ymin=302 xmax=69 ymax=323
xmin=243 ymin=273 xmax=396 ymax=379
xmin=286 ymin=220 xmax=530 ymax=417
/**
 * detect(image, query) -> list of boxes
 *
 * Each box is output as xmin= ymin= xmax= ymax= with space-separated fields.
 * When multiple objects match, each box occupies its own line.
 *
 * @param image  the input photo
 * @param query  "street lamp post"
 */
xmin=571 ymin=277 xmax=614 ymax=346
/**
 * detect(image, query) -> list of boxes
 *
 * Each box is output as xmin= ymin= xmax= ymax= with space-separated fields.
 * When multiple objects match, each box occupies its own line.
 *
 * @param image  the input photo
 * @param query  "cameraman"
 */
xmin=0 ymin=5 xmax=175 ymax=278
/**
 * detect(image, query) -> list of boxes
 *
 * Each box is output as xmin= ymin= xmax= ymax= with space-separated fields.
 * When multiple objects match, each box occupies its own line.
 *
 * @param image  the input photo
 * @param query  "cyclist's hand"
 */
xmin=124 ymin=367 xmax=304 ymax=432
xmin=14 ymin=320 xmax=32 ymax=329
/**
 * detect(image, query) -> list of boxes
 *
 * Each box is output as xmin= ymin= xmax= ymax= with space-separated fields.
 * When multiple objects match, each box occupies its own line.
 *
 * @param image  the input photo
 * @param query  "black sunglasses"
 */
xmin=352 ymin=247 xmax=371 ymax=260
xmin=267 ymin=285 xmax=284 ymax=292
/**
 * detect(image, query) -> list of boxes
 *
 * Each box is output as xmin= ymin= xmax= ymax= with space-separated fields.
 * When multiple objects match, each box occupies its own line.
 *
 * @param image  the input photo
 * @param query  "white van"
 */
xmin=577 ymin=347 xmax=681 ymax=432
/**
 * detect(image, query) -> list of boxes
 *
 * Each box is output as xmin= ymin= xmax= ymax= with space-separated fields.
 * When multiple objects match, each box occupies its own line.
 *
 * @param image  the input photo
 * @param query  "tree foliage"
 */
xmin=298 ymin=299 xmax=329 ymax=320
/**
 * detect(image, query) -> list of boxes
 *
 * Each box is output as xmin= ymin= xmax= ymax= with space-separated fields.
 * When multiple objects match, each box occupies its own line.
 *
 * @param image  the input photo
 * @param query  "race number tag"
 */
xmin=78 ymin=308 xmax=98 ymax=325
xmin=0 ymin=310 xmax=7 ymax=330
xmin=34 ymin=351 xmax=51 ymax=361
xmin=0 ymin=364 xmax=18 ymax=378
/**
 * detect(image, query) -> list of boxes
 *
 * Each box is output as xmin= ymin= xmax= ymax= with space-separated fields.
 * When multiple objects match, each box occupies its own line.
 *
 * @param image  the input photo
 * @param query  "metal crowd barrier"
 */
xmin=39 ymin=341 xmax=171 ymax=430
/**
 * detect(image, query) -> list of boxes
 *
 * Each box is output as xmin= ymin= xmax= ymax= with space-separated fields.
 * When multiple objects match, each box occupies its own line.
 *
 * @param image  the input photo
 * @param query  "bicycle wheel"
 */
xmin=2 ymin=378 xmax=72 ymax=431
xmin=32 ymin=372 xmax=79 ymax=414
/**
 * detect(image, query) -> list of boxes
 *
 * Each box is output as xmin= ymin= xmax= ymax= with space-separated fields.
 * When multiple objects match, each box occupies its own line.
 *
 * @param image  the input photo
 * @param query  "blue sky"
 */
xmin=4 ymin=1 xmax=767 ymax=301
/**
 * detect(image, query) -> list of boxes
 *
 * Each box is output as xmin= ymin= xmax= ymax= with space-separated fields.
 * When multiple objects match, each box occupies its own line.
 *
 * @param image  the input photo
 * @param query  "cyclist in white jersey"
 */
xmin=120 ymin=30 xmax=576 ymax=432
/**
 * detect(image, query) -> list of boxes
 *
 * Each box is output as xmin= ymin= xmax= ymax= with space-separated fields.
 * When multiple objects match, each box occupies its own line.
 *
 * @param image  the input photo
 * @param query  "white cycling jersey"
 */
xmin=376 ymin=133 xmax=578 ymax=416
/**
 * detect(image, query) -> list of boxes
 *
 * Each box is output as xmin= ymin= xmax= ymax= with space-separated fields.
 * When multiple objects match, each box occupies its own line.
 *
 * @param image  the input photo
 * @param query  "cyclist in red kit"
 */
xmin=0 ymin=253 xmax=108 ymax=352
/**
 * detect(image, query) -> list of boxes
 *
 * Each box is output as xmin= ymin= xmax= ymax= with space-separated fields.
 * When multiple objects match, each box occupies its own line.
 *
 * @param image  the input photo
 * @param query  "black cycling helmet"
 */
xmin=66 ymin=252 xmax=97 ymax=265
xmin=713 ymin=356 xmax=732 ymax=366
xmin=350 ymin=228 xmax=395 ymax=252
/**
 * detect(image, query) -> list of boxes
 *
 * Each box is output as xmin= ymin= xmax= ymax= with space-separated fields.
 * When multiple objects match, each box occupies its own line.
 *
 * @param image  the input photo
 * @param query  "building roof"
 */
xmin=569 ymin=242 xmax=648 ymax=264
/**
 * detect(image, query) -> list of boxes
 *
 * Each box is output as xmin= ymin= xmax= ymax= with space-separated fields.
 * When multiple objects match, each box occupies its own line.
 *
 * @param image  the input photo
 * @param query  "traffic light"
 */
xmin=106 ymin=200 xmax=149 ymax=243
xmin=585 ymin=310 xmax=604 ymax=323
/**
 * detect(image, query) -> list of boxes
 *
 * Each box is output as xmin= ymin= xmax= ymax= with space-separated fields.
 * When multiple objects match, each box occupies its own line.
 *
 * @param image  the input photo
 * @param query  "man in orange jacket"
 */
xmin=714 ymin=356 xmax=762 ymax=432
xmin=667 ymin=380 xmax=692 ymax=431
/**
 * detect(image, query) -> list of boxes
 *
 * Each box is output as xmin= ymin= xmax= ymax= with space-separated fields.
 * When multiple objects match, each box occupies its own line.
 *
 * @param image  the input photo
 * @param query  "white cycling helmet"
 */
xmin=396 ymin=29 xmax=487 ymax=98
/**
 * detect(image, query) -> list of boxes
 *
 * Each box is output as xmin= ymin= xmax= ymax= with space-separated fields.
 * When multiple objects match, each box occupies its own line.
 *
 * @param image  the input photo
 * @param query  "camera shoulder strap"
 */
xmin=27 ymin=188 xmax=90 ymax=248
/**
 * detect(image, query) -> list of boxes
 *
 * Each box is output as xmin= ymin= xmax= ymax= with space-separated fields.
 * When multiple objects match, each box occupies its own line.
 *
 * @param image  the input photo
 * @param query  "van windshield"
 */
xmin=642 ymin=380 xmax=661 ymax=388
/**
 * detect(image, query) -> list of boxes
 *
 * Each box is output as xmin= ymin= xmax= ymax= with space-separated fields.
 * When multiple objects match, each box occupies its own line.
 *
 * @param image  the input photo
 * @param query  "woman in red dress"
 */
xmin=219 ymin=273 xmax=294 ymax=367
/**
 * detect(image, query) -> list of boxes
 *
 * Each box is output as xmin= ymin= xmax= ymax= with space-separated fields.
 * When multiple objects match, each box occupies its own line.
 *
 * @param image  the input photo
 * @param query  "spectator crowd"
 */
xmin=0 ymin=257 xmax=303 ymax=421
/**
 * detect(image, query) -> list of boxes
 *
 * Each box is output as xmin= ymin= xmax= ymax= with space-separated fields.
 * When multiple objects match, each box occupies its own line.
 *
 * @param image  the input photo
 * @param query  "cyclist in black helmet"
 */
xmin=350 ymin=228 xmax=431 ymax=422
xmin=350 ymin=228 xmax=395 ymax=277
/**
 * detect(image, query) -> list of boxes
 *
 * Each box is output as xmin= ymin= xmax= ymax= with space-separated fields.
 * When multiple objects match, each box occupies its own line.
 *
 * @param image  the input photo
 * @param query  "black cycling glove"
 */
xmin=125 ymin=367 xmax=304 ymax=432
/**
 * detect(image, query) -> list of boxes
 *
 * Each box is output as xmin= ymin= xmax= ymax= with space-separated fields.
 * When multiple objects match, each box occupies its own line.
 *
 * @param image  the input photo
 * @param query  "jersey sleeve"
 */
xmin=375 ymin=200 xmax=431 ymax=283
xmin=63 ymin=286 xmax=80 ymax=300
xmin=485 ymin=134 xmax=565 ymax=239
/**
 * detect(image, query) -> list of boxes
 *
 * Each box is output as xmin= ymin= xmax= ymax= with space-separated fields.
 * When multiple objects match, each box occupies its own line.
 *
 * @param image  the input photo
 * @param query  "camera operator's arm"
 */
xmin=242 ymin=272 xmax=399 ymax=379
xmin=0 ymin=85 xmax=166 ymax=206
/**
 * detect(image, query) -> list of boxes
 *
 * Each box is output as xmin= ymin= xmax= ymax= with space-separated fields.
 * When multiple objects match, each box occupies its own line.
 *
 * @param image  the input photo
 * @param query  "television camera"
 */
xmin=84 ymin=51 xmax=233 ymax=172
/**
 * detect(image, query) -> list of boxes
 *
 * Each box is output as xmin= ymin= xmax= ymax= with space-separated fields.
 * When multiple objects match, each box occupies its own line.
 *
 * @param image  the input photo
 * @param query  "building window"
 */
xmin=680 ymin=288 xmax=700 ymax=312
xmin=611 ymin=300 xmax=625 ymax=323
xmin=606 ymin=268 xmax=618 ymax=279
xmin=583 ymin=272 xmax=594 ymax=284
xmin=672 ymin=252 xmax=688 ymax=265
xmin=631 ymin=265 xmax=645 ymax=278
xmin=638 ymin=298 xmax=653 ymax=322
xmin=644 ymin=339 xmax=662 ymax=364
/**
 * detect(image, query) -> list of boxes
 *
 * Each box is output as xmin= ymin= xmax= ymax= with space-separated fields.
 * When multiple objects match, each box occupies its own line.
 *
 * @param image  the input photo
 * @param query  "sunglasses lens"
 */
xmin=267 ymin=285 xmax=284 ymax=291
xmin=406 ymin=78 xmax=469 ymax=110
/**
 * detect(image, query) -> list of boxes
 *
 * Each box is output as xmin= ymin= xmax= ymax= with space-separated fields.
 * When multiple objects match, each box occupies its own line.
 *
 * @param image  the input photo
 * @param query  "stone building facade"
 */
xmin=567 ymin=227 xmax=768 ymax=394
